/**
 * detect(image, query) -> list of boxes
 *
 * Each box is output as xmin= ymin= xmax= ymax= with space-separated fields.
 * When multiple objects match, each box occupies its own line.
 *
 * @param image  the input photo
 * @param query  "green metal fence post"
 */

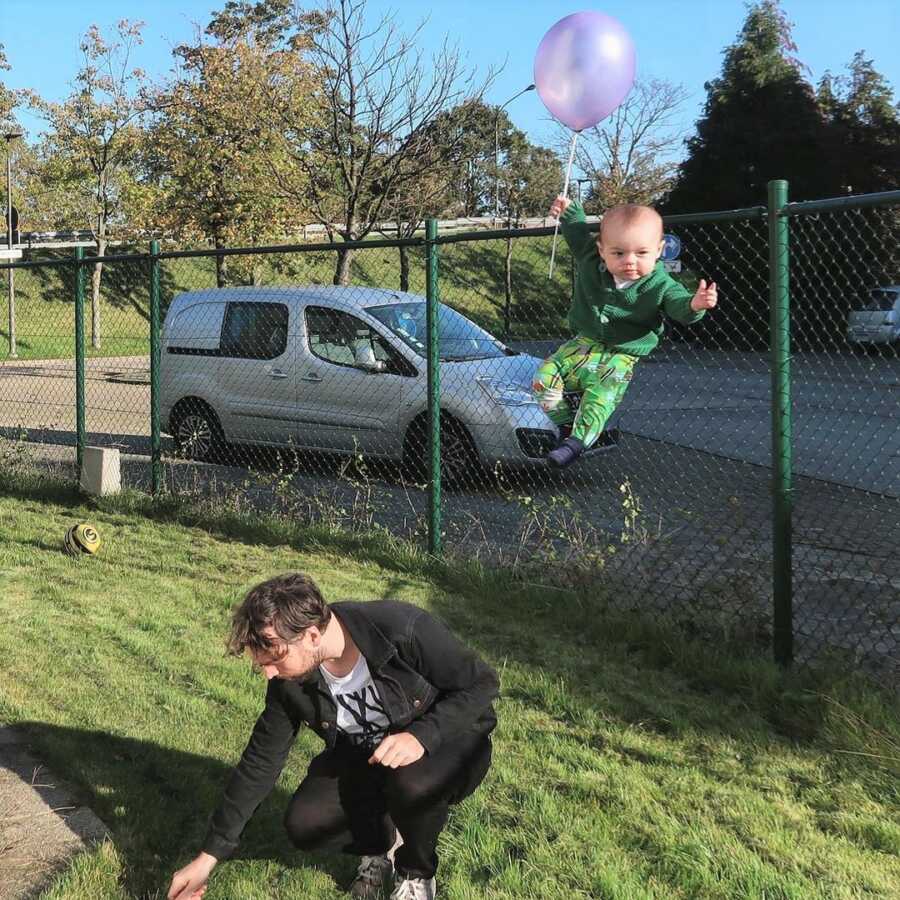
xmin=74 ymin=247 xmax=86 ymax=479
xmin=425 ymin=218 xmax=442 ymax=556
xmin=149 ymin=240 xmax=162 ymax=495
xmin=768 ymin=179 xmax=793 ymax=666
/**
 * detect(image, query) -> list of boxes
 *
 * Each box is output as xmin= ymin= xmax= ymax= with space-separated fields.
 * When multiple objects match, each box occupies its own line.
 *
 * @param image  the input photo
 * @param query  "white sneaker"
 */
xmin=350 ymin=854 xmax=393 ymax=899
xmin=390 ymin=876 xmax=436 ymax=900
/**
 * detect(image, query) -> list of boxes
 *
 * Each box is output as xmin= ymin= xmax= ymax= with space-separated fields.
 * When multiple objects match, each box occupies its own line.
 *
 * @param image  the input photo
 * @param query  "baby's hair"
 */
xmin=600 ymin=204 xmax=664 ymax=242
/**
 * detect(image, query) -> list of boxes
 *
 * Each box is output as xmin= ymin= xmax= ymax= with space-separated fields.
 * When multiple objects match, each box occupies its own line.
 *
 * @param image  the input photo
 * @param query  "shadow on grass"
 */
xmin=15 ymin=722 xmax=350 ymax=899
xmin=22 ymin=250 xmax=180 ymax=323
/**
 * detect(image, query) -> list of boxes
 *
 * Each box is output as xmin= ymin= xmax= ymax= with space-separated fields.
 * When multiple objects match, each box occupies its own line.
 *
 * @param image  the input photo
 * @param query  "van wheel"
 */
xmin=403 ymin=416 xmax=478 ymax=489
xmin=171 ymin=403 xmax=225 ymax=462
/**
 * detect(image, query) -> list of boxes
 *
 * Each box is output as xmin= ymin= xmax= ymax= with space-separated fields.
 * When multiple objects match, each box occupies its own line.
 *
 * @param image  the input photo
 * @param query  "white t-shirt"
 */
xmin=614 ymin=276 xmax=638 ymax=290
xmin=320 ymin=654 xmax=390 ymax=748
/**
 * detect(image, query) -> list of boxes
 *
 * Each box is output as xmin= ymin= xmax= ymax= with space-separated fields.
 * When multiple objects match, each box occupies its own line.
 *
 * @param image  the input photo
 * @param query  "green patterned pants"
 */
xmin=532 ymin=336 xmax=639 ymax=448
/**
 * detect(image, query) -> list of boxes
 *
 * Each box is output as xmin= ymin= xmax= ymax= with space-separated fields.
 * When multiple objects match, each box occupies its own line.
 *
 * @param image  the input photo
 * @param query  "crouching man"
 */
xmin=167 ymin=572 xmax=498 ymax=900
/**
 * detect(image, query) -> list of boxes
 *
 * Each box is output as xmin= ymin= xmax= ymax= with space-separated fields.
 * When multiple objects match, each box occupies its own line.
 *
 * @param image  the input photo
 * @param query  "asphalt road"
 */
xmin=517 ymin=342 xmax=900 ymax=499
xmin=6 ymin=345 xmax=895 ymax=498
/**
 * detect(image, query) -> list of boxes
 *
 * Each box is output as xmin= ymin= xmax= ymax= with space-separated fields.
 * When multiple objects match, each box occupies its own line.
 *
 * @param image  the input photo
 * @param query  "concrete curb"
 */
xmin=0 ymin=726 xmax=109 ymax=900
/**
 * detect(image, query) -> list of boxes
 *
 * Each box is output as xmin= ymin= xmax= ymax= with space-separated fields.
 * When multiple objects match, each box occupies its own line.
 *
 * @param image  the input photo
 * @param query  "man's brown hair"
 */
xmin=599 ymin=204 xmax=664 ymax=242
xmin=228 ymin=572 xmax=332 ymax=657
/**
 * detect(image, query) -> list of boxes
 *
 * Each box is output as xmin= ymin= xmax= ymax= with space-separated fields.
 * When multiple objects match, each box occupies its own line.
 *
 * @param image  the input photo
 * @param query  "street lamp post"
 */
xmin=3 ymin=126 xmax=23 ymax=359
xmin=494 ymin=84 xmax=535 ymax=220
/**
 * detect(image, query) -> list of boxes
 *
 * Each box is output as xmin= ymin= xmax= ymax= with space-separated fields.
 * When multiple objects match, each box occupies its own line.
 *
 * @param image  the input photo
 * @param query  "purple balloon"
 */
xmin=534 ymin=11 xmax=636 ymax=131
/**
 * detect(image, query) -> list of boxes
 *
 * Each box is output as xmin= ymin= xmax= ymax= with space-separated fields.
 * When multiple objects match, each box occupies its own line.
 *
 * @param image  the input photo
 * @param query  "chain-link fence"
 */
xmin=1 ymin=183 xmax=898 ymax=682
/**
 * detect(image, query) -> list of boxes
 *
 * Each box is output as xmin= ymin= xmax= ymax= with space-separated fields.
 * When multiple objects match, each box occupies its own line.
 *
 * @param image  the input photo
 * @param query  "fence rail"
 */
xmin=1 ymin=180 xmax=898 ymax=682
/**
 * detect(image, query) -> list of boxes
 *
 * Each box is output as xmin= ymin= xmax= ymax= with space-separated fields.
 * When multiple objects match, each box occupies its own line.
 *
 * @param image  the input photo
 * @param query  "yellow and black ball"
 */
xmin=63 ymin=523 xmax=101 ymax=557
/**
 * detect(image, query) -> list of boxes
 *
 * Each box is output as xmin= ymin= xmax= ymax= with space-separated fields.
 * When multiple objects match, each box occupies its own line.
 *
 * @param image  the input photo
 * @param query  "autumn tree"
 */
xmin=25 ymin=21 xmax=149 ymax=349
xmin=144 ymin=11 xmax=319 ymax=286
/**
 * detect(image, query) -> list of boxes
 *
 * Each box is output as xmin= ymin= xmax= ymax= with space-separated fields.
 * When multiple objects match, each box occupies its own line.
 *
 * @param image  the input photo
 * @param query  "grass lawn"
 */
xmin=0 ymin=235 xmax=591 ymax=362
xmin=0 ymin=480 xmax=898 ymax=899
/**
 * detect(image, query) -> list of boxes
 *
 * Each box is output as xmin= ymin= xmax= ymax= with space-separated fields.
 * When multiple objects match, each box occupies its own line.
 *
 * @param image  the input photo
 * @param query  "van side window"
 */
xmin=166 ymin=301 xmax=226 ymax=355
xmin=306 ymin=307 xmax=393 ymax=369
xmin=221 ymin=302 xmax=289 ymax=360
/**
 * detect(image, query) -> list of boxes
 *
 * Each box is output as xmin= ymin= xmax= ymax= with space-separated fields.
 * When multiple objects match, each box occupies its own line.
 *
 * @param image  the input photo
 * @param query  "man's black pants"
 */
xmin=283 ymin=729 xmax=492 ymax=880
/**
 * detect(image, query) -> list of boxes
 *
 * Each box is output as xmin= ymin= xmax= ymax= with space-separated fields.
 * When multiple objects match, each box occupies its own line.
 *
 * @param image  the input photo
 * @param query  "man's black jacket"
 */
xmin=203 ymin=600 xmax=499 ymax=859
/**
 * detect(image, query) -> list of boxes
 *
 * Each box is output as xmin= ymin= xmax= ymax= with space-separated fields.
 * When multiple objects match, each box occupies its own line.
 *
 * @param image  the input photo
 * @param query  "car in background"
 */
xmin=847 ymin=286 xmax=900 ymax=347
xmin=159 ymin=286 xmax=616 ymax=483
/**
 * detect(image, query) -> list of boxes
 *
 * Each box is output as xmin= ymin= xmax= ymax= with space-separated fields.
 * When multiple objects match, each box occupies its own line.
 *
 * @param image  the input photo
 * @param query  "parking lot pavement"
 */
xmin=517 ymin=343 xmax=900 ymax=499
xmin=1 ymin=347 xmax=897 ymax=498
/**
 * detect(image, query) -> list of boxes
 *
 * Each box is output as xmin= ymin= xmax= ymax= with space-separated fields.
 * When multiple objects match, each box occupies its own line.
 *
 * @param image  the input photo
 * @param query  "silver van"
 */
xmin=847 ymin=286 xmax=900 ymax=347
xmin=160 ymin=286 xmax=600 ymax=482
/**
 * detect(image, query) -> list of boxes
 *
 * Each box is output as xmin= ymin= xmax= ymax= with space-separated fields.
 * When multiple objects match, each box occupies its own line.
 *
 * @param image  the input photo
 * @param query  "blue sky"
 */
xmin=2 ymin=0 xmax=899 ymax=151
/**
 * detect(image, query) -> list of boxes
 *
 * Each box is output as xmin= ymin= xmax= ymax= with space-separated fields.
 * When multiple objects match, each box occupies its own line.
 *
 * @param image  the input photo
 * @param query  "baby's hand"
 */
xmin=549 ymin=195 xmax=571 ymax=219
xmin=691 ymin=279 xmax=718 ymax=311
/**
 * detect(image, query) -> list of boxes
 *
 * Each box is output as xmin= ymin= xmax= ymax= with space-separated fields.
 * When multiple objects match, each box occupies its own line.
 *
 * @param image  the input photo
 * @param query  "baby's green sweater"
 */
xmin=560 ymin=200 xmax=705 ymax=357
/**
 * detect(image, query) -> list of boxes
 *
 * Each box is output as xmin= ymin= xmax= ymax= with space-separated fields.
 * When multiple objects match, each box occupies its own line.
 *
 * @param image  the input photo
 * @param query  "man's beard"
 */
xmin=292 ymin=646 xmax=328 ymax=683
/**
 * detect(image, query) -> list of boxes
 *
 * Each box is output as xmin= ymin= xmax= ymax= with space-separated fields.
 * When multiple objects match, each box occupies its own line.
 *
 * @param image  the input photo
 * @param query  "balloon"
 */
xmin=534 ymin=11 xmax=636 ymax=132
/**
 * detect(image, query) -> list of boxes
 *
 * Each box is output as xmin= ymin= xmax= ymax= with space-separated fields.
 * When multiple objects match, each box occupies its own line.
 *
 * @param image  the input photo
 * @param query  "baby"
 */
xmin=533 ymin=196 xmax=718 ymax=468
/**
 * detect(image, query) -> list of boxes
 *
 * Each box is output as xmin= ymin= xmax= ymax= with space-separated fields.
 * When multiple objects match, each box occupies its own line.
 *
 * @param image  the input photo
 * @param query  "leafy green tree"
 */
xmin=664 ymin=0 xmax=827 ymax=213
xmin=818 ymin=52 xmax=900 ymax=196
xmin=806 ymin=53 xmax=900 ymax=337
xmin=496 ymin=131 xmax=561 ymax=335
xmin=24 ymin=21 xmax=149 ymax=349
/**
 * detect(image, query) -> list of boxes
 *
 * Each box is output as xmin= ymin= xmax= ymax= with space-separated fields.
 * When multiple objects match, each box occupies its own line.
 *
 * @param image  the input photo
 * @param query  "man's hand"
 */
xmin=549 ymin=195 xmax=571 ymax=219
xmin=168 ymin=852 xmax=217 ymax=900
xmin=369 ymin=732 xmax=426 ymax=768
xmin=691 ymin=279 xmax=718 ymax=311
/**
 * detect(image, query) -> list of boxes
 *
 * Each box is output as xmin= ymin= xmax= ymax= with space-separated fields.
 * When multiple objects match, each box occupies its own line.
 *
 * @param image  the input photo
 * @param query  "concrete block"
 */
xmin=80 ymin=446 xmax=121 ymax=496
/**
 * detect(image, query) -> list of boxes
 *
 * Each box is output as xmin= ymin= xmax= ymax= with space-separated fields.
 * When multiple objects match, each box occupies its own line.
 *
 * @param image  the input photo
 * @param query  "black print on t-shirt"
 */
xmin=335 ymin=686 xmax=388 ymax=746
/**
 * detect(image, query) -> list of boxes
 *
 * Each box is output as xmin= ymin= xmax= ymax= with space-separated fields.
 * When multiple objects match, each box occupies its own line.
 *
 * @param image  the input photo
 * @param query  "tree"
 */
xmin=259 ymin=0 xmax=494 ymax=285
xmin=818 ymin=52 xmax=900 ymax=196
xmin=663 ymin=0 xmax=827 ymax=213
xmin=0 ymin=44 xmax=16 ymax=125
xmin=807 ymin=53 xmax=900 ymax=335
xmin=494 ymin=130 xmax=561 ymax=336
xmin=567 ymin=79 xmax=689 ymax=211
xmin=374 ymin=100 xmax=520 ymax=291
xmin=373 ymin=130 xmax=459 ymax=292
xmin=144 ymin=14 xmax=318 ymax=286
xmin=24 ymin=21 xmax=149 ymax=349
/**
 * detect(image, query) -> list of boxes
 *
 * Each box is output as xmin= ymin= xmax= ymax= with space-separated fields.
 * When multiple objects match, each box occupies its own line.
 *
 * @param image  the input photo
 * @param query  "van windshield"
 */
xmin=368 ymin=302 xmax=510 ymax=361
xmin=863 ymin=290 xmax=899 ymax=311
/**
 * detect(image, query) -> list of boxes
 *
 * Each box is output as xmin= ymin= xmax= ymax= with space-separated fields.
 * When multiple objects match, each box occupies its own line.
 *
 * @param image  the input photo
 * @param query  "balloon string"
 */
xmin=549 ymin=130 xmax=579 ymax=280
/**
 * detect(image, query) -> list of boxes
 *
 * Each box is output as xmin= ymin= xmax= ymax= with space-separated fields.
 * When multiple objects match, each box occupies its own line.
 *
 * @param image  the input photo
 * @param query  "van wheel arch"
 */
xmin=402 ymin=411 xmax=479 ymax=487
xmin=169 ymin=398 xmax=226 ymax=462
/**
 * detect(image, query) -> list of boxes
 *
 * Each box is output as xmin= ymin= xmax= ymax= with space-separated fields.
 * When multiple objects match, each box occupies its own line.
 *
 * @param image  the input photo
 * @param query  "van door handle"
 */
xmin=267 ymin=368 xmax=289 ymax=379
xmin=300 ymin=371 xmax=323 ymax=383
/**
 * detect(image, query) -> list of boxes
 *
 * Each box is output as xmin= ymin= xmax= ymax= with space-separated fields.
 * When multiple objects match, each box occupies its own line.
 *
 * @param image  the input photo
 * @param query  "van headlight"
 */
xmin=477 ymin=377 xmax=536 ymax=407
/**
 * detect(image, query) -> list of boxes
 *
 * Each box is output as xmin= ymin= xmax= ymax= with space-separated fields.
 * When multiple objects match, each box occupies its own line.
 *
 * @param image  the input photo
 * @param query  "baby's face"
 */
xmin=598 ymin=218 xmax=665 ymax=281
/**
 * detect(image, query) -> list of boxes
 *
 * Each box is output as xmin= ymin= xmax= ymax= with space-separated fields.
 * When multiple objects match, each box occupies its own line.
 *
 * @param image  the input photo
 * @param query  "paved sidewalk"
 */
xmin=0 ymin=727 xmax=108 ymax=900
